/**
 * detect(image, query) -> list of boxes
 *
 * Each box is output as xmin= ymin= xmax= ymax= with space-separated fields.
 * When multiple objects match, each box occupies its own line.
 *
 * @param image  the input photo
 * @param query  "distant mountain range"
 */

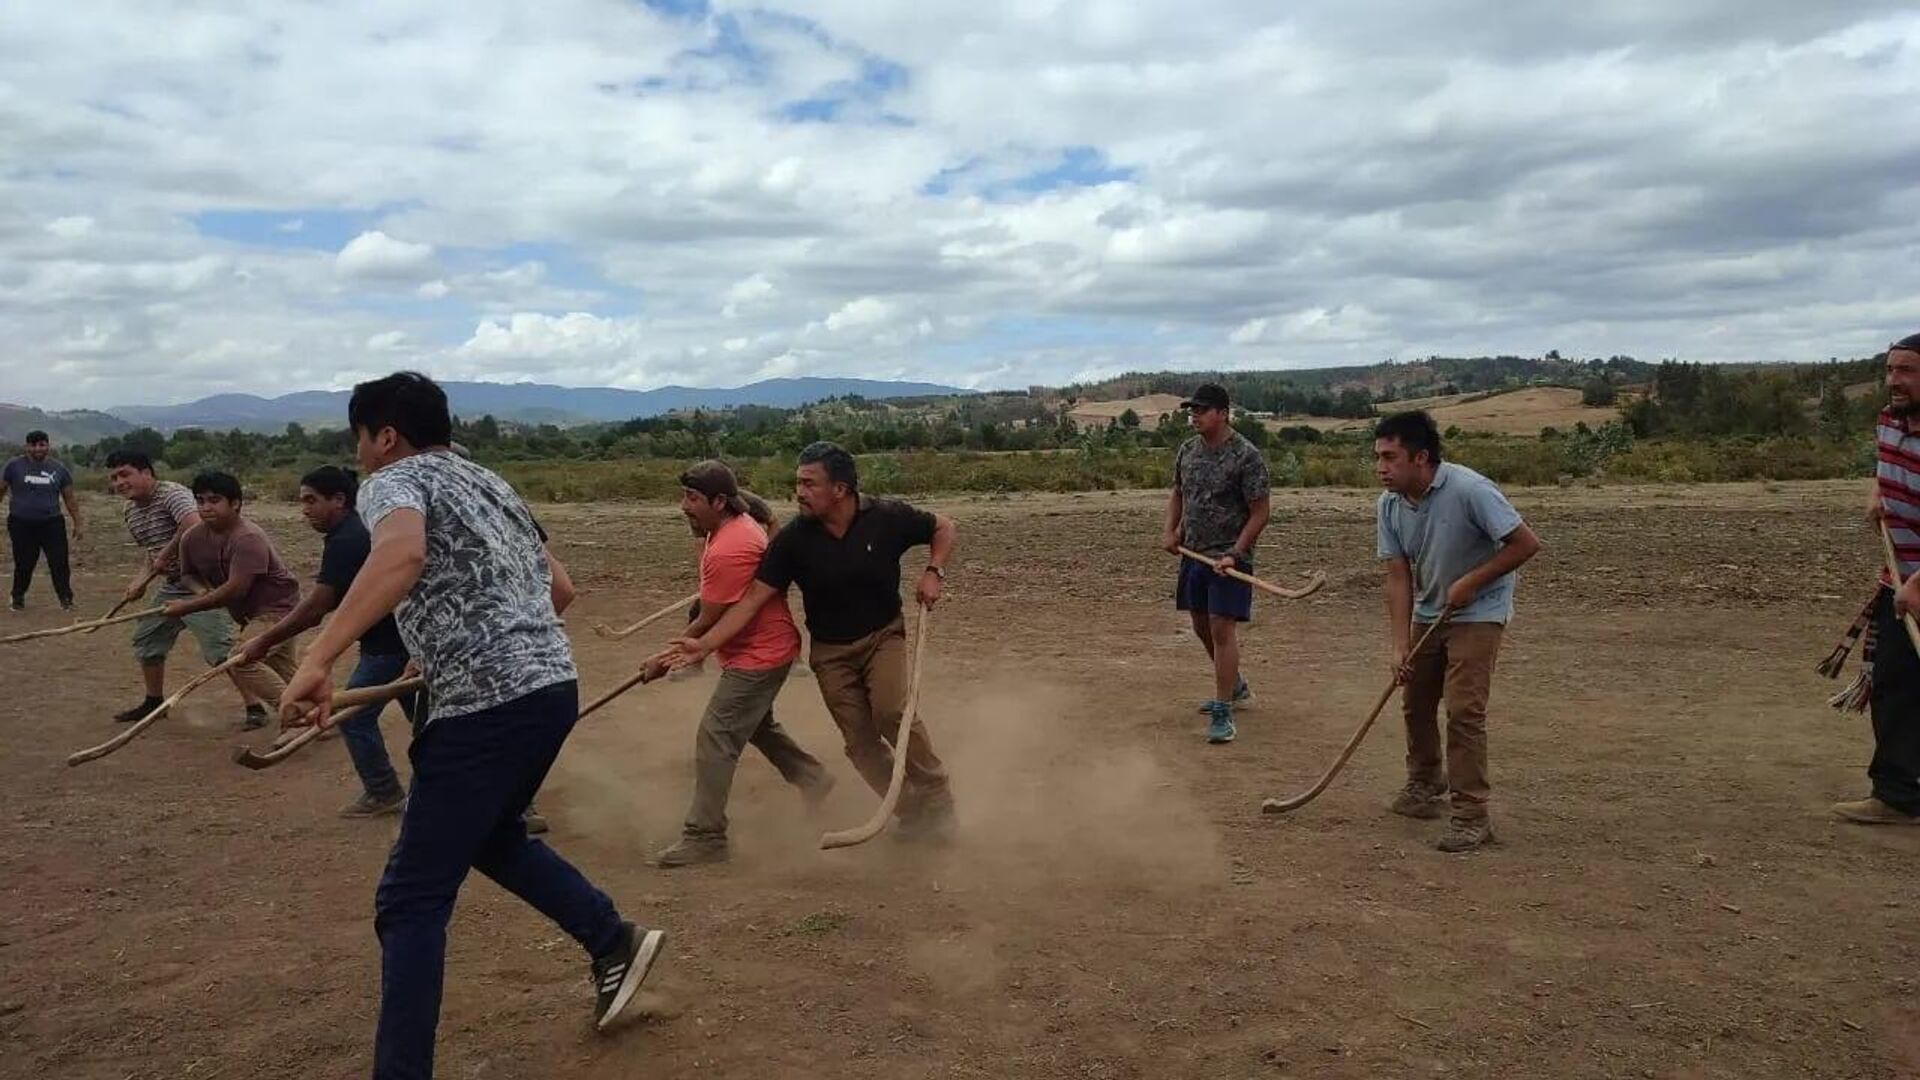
xmin=90 ymin=377 xmax=970 ymax=434
xmin=0 ymin=404 xmax=135 ymax=446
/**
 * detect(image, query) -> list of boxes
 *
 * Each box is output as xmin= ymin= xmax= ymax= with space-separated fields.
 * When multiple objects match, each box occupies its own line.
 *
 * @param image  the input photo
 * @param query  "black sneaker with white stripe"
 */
xmin=591 ymin=921 xmax=665 ymax=1031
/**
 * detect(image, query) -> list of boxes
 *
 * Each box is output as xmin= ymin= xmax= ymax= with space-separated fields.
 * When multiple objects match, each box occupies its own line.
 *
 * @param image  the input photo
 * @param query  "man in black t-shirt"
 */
xmin=237 ymin=466 xmax=414 ymax=817
xmin=671 ymin=442 xmax=958 ymax=837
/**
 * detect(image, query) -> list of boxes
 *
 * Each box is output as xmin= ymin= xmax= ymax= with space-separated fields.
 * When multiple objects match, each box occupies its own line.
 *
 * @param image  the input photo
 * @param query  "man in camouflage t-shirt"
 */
xmin=1160 ymin=383 xmax=1272 ymax=745
xmin=278 ymin=372 xmax=664 ymax=1076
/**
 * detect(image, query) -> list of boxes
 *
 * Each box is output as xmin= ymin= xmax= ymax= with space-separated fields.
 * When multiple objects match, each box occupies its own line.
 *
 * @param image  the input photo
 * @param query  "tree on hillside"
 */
xmin=1119 ymin=408 xmax=1140 ymax=429
xmin=1581 ymin=378 xmax=1618 ymax=407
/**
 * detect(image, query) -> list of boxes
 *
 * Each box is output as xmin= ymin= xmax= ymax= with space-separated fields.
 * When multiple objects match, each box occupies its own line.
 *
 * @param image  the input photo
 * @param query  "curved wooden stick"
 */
xmin=1176 ymin=547 xmax=1326 ymax=600
xmin=2 ymin=604 xmax=165 ymax=646
xmin=821 ymin=607 xmax=932 ymax=850
xmin=591 ymin=593 xmax=697 ymax=640
xmin=578 ymin=659 xmax=664 ymax=721
xmin=84 ymin=568 xmax=164 ymax=635
xmin=1878 ymin=522 xmax=1920 ymax=654
xmin=67 ymin=655 xmax=246 ymax=766
xmin=232 ymin=677 xmax=426 ymax=769
xmin=1260 ymin=616 xmax=1448 ymax=814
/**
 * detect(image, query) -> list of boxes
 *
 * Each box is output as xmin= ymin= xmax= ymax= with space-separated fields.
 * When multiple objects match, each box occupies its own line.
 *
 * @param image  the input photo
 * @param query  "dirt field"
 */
xmin=4 ymin=482 xmax=1918 ymax=1079
xmin=1274 ymin=387 xmax=1625 ymax=436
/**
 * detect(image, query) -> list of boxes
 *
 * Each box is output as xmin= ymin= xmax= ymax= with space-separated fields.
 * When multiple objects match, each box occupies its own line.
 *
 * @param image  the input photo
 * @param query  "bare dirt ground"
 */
xmin=1274 ymin=387 xmax=1625 ymax=436
xmin=4 ymin=481 xmax=1918 ymax=1079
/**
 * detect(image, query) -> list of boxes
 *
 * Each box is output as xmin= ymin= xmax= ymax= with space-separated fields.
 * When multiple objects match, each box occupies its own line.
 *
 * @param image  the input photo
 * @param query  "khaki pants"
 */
xmin=683 ymin=662 xmax=830 ymax=839
xmin=809 ymin=617 xmax=952 ymax=819
xmin=231 ymin=635 xmax=299 ymax=707
xmin=1402 ymin=621 xmax=1505 ymax=821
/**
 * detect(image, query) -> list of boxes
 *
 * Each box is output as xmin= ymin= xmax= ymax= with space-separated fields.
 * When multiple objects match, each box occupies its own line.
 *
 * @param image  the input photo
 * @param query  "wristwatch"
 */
xmin=926 ymin=565 xmax=947 ymax=580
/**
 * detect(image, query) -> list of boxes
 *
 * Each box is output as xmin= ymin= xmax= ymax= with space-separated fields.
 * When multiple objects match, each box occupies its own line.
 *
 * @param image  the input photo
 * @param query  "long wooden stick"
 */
xmin=578 ymin=660 xmax=664 ymax=720
xmin=1878 ymin=522 xmax=1920 ymax=655
xmin=822 ymin=607 xmax=932 ymax=850
xmin=232 ymin=677 xmax=426 ymax=770
xmin=84 ymin=568 xmax=164 ymax=635
xmin=2 ymin=604 xmax=165 ymax=646
xmin=1176 ymin=547 xmax=1326 ymax=600
xmin=67 ymin=655 xmax=246 ymax=766
xmin=591 ymin=592 xmax=698 ymax=640
xmin=1260 ymin=616 xmax=1449 ymax=814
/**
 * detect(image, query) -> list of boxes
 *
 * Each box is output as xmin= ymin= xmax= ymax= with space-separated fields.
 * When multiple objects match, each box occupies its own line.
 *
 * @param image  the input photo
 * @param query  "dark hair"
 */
xmin=104 ymin=450 xmax=155 ymax=474
xmin=1373 ymin=410 xmax=1444 ymax=464
xmin=190 ymin=470 xmax=244 ymax=503
xmin=1893 ymin=332 xmax=1920 ymax=354
xmin=742 ymin=492 xmax=778 ymax=530
xmin=797 ymin=441 xmax=858 ymax=493
xmin=300 ymin=465 xmax=359 ymax=507
xmin=348 ymin=371 xmax=452 ymax=449
xmin=24 ymin=430 xmax=48 ymax=444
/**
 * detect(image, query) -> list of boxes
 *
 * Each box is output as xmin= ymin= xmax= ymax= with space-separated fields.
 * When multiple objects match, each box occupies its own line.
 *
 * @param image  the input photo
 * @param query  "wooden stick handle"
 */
xmin=84 ymin=568 xmax=165 ymax=634
xmin=578 ymin=662 xmax=661 ymax=720
xmin=1877 ymin=522 xmax=1920 ymax=655
xmin=2 ymin=604 xmax=166 ymax=646
xmin=822 ymin=607 xmax=932 ymax=850
xmin=233 ymin=677 xmax=426 ymax=769
xmin=591 ymin=592 xmax=698 ymax=640
xmin=1175 ymin=547 xmax=1325 ymax=600
xmin=1260 ymin=615 xmax=1450 ymax=814
xmin=67 ymin=655 xmax=246 ymax=766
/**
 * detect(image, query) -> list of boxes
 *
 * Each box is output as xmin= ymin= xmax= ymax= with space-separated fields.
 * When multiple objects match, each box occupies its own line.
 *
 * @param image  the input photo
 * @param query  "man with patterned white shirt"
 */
xmin=278 ymin=372 xmax=662 ymax=1078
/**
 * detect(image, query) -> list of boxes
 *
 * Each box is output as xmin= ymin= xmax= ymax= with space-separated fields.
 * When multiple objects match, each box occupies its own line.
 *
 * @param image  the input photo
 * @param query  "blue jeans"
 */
xmin=340 ymin=651 xmax=410 ymax=800
xmin=372 ymin=680 xmax=623 ymax=1080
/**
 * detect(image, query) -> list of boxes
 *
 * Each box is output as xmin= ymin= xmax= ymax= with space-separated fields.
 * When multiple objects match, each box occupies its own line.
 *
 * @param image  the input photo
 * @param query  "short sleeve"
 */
xmin=1376 ymin=495 xmax=1406 ymax=559
xmin=164 ymin=485 xmax=197 ymax=525
xmin=317 ymin=528 xmax=368 ymax=591
xmin=1465 ymin=478 xmax=1525 ymax=541
xmin=55 ymin=464 xmax=73 ymax=491
xmin=359 ymin=466 xmax=429 ymax=531
xmin=1239 ymin=445 xmax=1271 ymax=504
xmin=1171 ymin=442 xmax=1186 ymax=489
xmin=891 ymin=500 xmax=937 ymax=549
xmin=756 ymin=521 xmax=799 ymax=590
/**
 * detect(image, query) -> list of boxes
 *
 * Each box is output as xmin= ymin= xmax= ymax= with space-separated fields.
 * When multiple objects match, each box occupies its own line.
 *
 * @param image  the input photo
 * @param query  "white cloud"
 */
xmin=45 ymin=215 xmax=95 ymax=239
xmin=335 ymin=230 xmax=437 ymax=281
xmin=2 ymin=1 xmax=1918 ymax=408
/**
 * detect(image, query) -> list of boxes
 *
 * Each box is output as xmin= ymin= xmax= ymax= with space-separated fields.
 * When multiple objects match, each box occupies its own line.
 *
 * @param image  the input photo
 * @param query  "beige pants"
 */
xmin=809 ymin=617 xmax=952 ymax=820
xmin=1401 ymin=621 xmax=1505 ymax=821
xmin=231 ymin=635 xmax=300 ymax=707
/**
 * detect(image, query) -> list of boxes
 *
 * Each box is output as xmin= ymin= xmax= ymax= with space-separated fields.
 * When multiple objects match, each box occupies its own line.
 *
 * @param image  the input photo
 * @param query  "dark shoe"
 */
xmin=1436 ymin=817 xmax=1495 ymax=853
xmin=896 ymin=802 xmax=958 ymax=845
xmin=653 ymin=836 xmax=730 ymax=868
xmin=243 ymin=704 xmax=270 ymax=730
xmin=8 ymin=598 xmax=22 ymax=612
xmin=799 ymin=772 xmax=836 ymax=812
xmin=1204 ymin=701 xmax=1236 ymax=744
xmin=523 ymin=805 xmax=550 ymax=835
xmin=592 ymin=921 xmax=666 ymax=1031
xmin=1831 ymin=797 xmax=1920 ymax=825
xmin=59 ymin=596 xmax=75 ymax=611
xmin=1388 ymin=781 xmax=1449 ymax=820
xmin=339 ymin=790 xmax=406 ymax=818
xmin=115 ymin=697 xmax=164 ymax=723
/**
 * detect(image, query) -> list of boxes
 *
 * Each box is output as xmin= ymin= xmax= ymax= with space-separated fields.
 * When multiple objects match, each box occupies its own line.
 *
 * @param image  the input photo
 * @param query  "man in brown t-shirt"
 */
xmin=162 ymin=471 xmax=302 ymax=728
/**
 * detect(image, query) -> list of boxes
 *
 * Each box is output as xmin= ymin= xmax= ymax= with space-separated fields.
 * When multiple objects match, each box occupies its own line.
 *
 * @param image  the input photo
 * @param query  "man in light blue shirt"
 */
xmin=1374 ymin=411 xmax=1541 ymax=852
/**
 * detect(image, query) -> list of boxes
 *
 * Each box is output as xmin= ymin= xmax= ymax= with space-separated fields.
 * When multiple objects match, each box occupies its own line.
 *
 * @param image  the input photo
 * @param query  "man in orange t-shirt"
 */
xmin=653 ymin=461 xmax=833 ymax=868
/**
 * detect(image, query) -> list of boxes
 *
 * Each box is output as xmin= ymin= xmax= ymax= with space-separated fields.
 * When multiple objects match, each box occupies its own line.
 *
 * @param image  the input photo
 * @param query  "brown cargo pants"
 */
xmin=1402 ymin=620 xmax=1505 ymax=822
xmin=808 ymin=616 xmax=953 ymax=820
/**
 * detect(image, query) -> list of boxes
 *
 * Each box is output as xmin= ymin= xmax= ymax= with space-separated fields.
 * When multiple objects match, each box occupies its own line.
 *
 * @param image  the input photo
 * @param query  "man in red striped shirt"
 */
xmin=1836 ymin=332 xmax=1920 ymax=825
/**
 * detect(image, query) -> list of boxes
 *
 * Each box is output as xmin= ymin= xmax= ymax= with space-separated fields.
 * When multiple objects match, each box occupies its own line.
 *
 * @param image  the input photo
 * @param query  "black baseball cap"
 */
xmin=679 ymin=459 xmax=748 ymax=514
xmin=1181 ymin=383 xmax=1230 ymax=411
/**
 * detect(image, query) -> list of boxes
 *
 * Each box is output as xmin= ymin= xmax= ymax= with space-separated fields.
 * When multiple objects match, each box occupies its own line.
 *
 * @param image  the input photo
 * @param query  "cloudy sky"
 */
xmin=4 ymin=2 xmax=1918 ymax=409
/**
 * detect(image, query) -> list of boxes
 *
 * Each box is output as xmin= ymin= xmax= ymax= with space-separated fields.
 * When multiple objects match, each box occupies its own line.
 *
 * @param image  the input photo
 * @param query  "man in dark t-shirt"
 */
xmin=671 ymin=441 xmax=958 ymax=838
xmin=236 ymin=465 xmax=414 ymax=816
xmin=2 ymin=430 xmax=82 ymax=610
